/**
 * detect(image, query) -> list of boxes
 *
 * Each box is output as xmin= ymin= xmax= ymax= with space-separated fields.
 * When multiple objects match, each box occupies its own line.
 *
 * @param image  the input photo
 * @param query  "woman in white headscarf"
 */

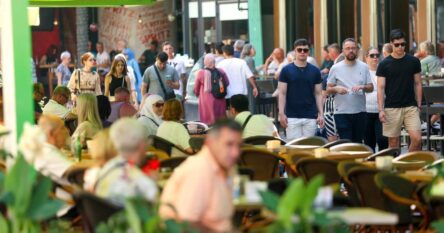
xmin=137 ymin=94 xmax=164 ymax=135
xmin=194 ymin=54 xmax=229 ymax=125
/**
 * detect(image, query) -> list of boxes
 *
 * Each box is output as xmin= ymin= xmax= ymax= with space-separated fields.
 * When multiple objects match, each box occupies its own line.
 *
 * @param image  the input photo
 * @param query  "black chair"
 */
xmin=238 ymin=148 xmax=282 ymax=181
xmin=189 ymin=137 xmax=205 ymax=152
xmin=243 ymin=136 xmax=286 ymax=146
xmin=337 ymin=161 xmax=366 ymax=206
xmin=160 ymin=157 xmax=188 ymax=171
xmin=73 ymin=191 xmax=123 ymax=233
xmin=286 ymin=136 xmax=327 ymax=146
xmin=183 ymin=121 xmax=208 ymax=135
xmin=429 ymin=197 xmax=444 ymax=220
xmin=365 ymin=148 xmax=401 ymax=161
xmin=295 ymin=158 xmax=340 ymax=185
xmin=63 ymin=164 xmax=90 ymax=188
xmin=321 ymin=139 xmax=351 ymax=149
xmin=423 ymin=86 xmax=444 ymax=151
xmin=148 ymin=135 xmax=192 ymax=156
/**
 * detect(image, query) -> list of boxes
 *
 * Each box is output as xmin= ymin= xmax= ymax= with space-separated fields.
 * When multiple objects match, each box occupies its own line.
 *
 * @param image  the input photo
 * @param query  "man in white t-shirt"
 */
xmin=96 ymin=42 xmax=111 ymax=76
xmin=217 ymin=45 xmax=258 ymax=106
xmin=42 ymin=86 xmax=76 ymax=120
xmin=162 ymin=41 xmax=186 ymax=99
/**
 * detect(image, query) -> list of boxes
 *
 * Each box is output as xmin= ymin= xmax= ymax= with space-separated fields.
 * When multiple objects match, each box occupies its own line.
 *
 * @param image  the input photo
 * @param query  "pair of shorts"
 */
xmin=383 ymin=106 xmax=421 ymax=137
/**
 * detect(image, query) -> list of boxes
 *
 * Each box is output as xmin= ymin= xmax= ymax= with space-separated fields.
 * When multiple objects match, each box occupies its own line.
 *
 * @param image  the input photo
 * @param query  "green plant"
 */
xmin=258 ymin=175 xmax=348 ymax=233
xmin=0 ymin=153 xmax=64 ymax=233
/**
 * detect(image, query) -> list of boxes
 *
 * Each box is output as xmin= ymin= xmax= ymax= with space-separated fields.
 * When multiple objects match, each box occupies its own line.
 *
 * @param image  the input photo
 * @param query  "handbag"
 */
xmin=153 ymin=66 xmax=176 ymax=100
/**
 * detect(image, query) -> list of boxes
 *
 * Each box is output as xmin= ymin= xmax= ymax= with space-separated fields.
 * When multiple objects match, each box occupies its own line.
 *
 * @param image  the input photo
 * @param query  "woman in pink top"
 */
xmin=194 ymin=54 xmax=229 ymax=125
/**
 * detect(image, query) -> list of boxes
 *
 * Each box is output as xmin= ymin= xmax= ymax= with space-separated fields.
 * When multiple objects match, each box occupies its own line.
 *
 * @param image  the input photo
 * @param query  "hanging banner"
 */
xmin=98 ymin=2 xmax=170 ymax=58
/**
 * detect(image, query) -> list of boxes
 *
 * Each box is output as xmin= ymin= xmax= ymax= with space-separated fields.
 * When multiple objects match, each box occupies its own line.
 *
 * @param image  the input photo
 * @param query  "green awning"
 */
xmin=29 ymin=0 xmax=155 ymax=7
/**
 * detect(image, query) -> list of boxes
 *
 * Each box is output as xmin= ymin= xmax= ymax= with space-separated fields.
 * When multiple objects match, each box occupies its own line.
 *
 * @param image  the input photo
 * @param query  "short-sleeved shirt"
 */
xmin=96 ymin=51 xmax=110 ymax=72
xmin=168 ymin=58 xmax=186 ymax=96
xmin=279 ymin=63 xmax=322 ymax=118
xmin=327 ymin=60 xmax=372 ymax=114
xmin=156 ymin=121 xmax=191 ymax=152
xmin=56 ymin=64 xmax=72 ymax=86
xmin=43 ymin=99 xmax=71 ymax=119
xmin=376 ymin=54 xmax=421 ymax=108
xmin=142 ymin=64 xmax=179 ymax=99
xmin=235 ymin=111 xmax=277 ymax=138
xmin=216 ymin=58 xmax=253 ymax=98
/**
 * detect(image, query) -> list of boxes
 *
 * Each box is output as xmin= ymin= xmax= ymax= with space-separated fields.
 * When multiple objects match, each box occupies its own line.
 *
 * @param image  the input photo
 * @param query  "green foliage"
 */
xmin=259 ymin=176 xmax=348 ymax=233
xmin=433 ymin=219 xmax=444 ymax=233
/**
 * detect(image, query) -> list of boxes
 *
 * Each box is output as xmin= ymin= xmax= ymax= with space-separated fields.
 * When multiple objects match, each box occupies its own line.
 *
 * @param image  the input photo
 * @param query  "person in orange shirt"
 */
xmin=159 ymin=119 xmax=243 ymax=233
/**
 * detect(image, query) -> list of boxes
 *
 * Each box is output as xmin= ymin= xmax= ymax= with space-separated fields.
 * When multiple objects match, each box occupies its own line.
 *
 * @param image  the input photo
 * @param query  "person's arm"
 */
xmin=262 ymin=55 xmax=273 ymax=73
xmin=125 ymin=76 xmax=133 ymax=101
xmin=39 ymin=55 xmax=47 ymax=65
xmin=414 ymin=72 xmax=422 ymax=108
xmin=141 ymin=83 xmax=148 ymax=96
xmin=278 ymin=81 xmax=288 ymax=129
xmin=167 ymin=71 xmax=180 ymax=90
xmin=95 ymin=74 xmax=102 ymax=95
xmin=56 ymin=71 xmax=63 ymax=86
xmin=377 ymin=76 xmax=386 ymax=123
xmin=104 ymin=75 xmax=111 ymax=97
xmin=351 ymin=83 xmax=373 ymax=93
xmin=314 ymin=83 xmax=324 ymax=128
xmin=141 ymin=71 xmax=149 ymax=96
xmin=193 ymin=70 xmax=202 ymax=97
xmin=327 ymin=83 xmax=348 ymax=95
xmin=248 ymin=76 xmax=258 ymax=97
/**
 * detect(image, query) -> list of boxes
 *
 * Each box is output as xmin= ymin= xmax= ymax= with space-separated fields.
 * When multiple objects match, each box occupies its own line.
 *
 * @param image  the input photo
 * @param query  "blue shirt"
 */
xmin=279 ymin=63 xmax=322 ymax=119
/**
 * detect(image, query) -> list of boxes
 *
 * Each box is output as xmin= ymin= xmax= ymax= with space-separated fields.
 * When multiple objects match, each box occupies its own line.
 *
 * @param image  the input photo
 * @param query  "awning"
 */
xmin=29 ymin=0 xmax=156 ymax=7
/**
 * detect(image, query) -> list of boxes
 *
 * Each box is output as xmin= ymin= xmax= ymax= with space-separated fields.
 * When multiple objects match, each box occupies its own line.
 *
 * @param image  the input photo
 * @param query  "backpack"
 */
xmin=206 ymin=68 xmax=227 ymax=99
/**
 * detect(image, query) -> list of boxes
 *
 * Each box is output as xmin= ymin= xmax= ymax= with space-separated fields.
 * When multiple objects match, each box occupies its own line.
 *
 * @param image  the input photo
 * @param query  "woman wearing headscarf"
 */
xmin=137 ymin=94 xmax=164 ymax=136
xmin=194 ymin=54 xmax=229 ymax=125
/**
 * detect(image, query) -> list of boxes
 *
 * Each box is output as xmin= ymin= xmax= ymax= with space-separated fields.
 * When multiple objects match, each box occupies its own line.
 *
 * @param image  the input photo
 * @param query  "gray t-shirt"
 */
xmin=327 ymin=60 xmax=372 ymax=114
xmin=143 ymin=64 xmax=179 ymax=99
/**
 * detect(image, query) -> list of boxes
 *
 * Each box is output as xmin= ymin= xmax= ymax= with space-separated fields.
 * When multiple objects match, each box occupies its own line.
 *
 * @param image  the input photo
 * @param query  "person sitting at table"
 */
xmin=138 ymin=94 xmax=164 ymax=136
xmin=93 ymin=118 xmax=158 ymax=206
xmin=194 ymin=54 xmax=229 ymax=125
xmin=107 ymin=87 xmax=137 ymax=123
xmin=160 ymin=119 xmax=243 ymax=233
xmin=230 ymin=94 xmax=279 ymax=139
xmin=33 ymin=83 xmax=46 ymax=122
xmin=83 ymin=129 xmax=117 ymax=192
xmin=71 ymin=93 xmax=102 ymax=149
xmin=156 ymin=99 xmax=193 ymax=155
xmin=56 ymin=51 xmax=72 ymax=86
xmin=43 ymin=86 xmax=76 ymax=120
xmin=104 ymin=55 xmax=131 ymax=100
xmin=96 ymin=95 xmax=112 ymax=128
xmin=67 ymin=52 xmax=102 ymax=97
xmin=262 ymin=48 xmax=287 ymax=75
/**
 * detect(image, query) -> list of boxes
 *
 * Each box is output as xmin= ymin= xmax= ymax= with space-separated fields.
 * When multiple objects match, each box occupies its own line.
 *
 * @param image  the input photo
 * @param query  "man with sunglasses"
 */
xmin=42 ymin=86 xmax=77 ymax=120
xmin=278 ymin=38 xmax=324 ymax=140
xmin=376 ymin=29 xmax=422 ymax=151
xmin=327 ymin=38 xmax=373 ymax=143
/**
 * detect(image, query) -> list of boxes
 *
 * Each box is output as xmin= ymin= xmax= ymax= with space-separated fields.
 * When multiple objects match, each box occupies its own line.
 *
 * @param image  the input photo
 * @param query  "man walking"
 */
xmin=163 ymin=41 xmax=187 ymax=99
xmin=327 ymin=38 xmax=373 ymax=143
xmin=278 ymin=38 xmax=324 ymax=140
xmin=377 ymin=29 xmax=422 ymax=151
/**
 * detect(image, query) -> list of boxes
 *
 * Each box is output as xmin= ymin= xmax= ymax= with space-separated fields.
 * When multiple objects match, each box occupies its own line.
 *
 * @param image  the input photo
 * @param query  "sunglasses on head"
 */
xmin=393 ymin=42 xmax=406 ymax=48
xmin=368 ymin=53 xmax=379 ymax=58
xmin=154 ymin=103 xmax=164 ymax=108
xmin=296 ymin=48 xmax=310 ymax=53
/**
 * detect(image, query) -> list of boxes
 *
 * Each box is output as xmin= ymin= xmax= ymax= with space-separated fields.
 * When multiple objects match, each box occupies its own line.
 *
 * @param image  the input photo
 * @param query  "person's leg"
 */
xmin=388 ymin=137 xmax=400 ymax=148
xmin=334 ymin=114 xmax=352 ymax=141
xmin=351 ymin=112 xmax=367 ymax=143
xmin=286 ymin=118 xmax=303 ymax=141
xmin=383 ymin=108 xmax=403 ymax=149
xmin=403 ymin=106 xmax=422 ymax=151
xmin=374 ymin=115 xmax=388 ymax=151
xmin=302 ymin=118 xmax=317 ymax=137
xmin=364 ymin=113 xmax=377 ymax=151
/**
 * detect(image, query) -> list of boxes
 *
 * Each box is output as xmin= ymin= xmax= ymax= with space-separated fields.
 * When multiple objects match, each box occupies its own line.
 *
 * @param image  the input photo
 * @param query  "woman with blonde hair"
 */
xmin=71 ymin=93 xmax=103 ymax=148
xmin=68 ymin=52 xmax=102 ymax=97
xmin=104 ymin=55 xmax=131 ymax=100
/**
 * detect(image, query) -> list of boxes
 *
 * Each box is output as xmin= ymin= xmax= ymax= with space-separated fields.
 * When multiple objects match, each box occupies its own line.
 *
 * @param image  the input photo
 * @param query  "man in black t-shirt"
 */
xmin=376 ymin=29 xmax=422 ymax=151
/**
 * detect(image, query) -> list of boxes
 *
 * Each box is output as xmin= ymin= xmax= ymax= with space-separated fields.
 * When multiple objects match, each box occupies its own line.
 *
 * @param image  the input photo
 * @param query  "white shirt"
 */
xmin=96 ymin=51 xmax=110 ymax=72
xmin=126 ymin=66 xmax=137 ymax=91
xmin=365 ymin=70 xmax=378 ymax=113
xmin=307 ymin=56 xmax=319 ymax=68
xmin=156 ymin=121 xmax=191 ymax=154
xmin=24 ymin=142 xmax=73 ymax=178
xmin=168 ymin=58 xmax=186 ymax=96
xmin=43 ymin=99 xmax=71 ymax=119
xmin=216 ymin=58 xmax=253 ymax=98
xmin=235 ymin=111 xmax=277 ymax=139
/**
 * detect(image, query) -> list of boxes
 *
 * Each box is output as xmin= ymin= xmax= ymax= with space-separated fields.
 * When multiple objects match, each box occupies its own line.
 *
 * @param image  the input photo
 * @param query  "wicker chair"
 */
xmin=337 ymin=161 xmax=366 ymax=206
xmin=243 ymin=136 xmax=286 ymax=146
xmin=189 ymin=137 xmax=205 ymax=152
xmin=329 ymin=143 xmax=373 ymax=152
xmin=160 ymin=157 xmax=188 ymax=171
xmin=63 ymin=164 xmax=92 ymax=188
xmin=238 ymin=148 xmax=282 ymax=181
xmin=148 ymin=135 xmax=193 ymax=156
xmin=295 ymin=158 xmax=340 ymax=185
xmin=285 ymin=136 xmax=327 ymax=146
xmin=321 ymin=139 xmax=351 ymax=149
xmin=393 ymin=151 xmax=438 ymax=164
xmin=285 ymin=151 xmax=314 ymax=177
xmin=365 ymin=148 xmax=401 ymax=161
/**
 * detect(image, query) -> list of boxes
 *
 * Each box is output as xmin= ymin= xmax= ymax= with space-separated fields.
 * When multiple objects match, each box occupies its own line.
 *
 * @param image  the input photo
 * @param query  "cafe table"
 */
xmin=327 ymin=207 xmax=398 ymax=225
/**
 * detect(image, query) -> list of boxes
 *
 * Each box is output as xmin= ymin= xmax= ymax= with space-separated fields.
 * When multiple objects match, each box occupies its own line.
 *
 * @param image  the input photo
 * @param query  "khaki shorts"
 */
xmin=383 ymin=106 xmax=421 ymax=137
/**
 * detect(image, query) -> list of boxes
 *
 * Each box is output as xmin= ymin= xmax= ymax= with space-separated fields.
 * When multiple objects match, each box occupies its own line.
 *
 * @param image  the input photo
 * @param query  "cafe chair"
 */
xmin=295 ymin=158 xmax=340 ymax=185
xmin=189 ymin=137 xmax=205 ymax=152
xmin=285 ymin=136 xmax=327 ymax=146
xmin=321 ymin=139 xmax=351 ymax=149
xmin=238 ymin=148 xmax=282 ymax=181
xmin=421 ymin=158 xmax=444 ymax=171
xmin=73 ymin=191 xmax=123 ymax=233
xmin=374 ymin=172 xmax=429 ymax=230
xmin=243 ymin=135 xmax=286 ymax=146
xmin=148 ymin=135 xmax=193 ymax=156
xmin=63 ymin=164 xmax=92 ymax=188
xmin=160 ymin=157 xmax=188 ymax=171
xmin=238 ymin=167 xmax=255 ymax=180
xmin=393 ymin=151 xmax=438 ymax=164
xmin=337 ymin=161 xmax=366 ymax=206
xmin=284 ymin=151 xmax=314 ymax=177
xmin=329 ymin=143 xmax=373 ymax=152
xmin=183 ymin=121 xmax=209 ymax=135
xmin=423 ymin=86 xmax=444 ymax=150
xmin=365 ymin=148 xmax=401 ymax=161
xmin=429 ymin=197 xmax=444 ymax=220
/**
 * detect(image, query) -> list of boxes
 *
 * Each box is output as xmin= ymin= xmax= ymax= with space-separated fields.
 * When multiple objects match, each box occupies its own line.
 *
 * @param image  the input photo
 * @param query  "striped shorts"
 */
xmin=323 ymin=95 xmax=338 ymax=137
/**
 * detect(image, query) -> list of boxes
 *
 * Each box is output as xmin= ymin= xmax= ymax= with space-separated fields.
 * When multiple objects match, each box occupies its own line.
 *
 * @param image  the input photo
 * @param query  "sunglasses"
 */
xmin=88 ymin=58 xmax=96 ymax=62
xmin=368 ymin=53 xmax=379 ymax=58
xmin=154 ymin=103 xmax=164 ymax=108
xmin=296 ymin=48 xmax=310 ymax=53
xmin=393 ymin=42 xmax=406 ymax=48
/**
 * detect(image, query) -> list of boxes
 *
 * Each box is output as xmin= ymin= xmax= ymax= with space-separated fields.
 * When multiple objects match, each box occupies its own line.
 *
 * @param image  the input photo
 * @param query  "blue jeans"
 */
xmin=334 ymin=112 xmax=367 ymax=143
